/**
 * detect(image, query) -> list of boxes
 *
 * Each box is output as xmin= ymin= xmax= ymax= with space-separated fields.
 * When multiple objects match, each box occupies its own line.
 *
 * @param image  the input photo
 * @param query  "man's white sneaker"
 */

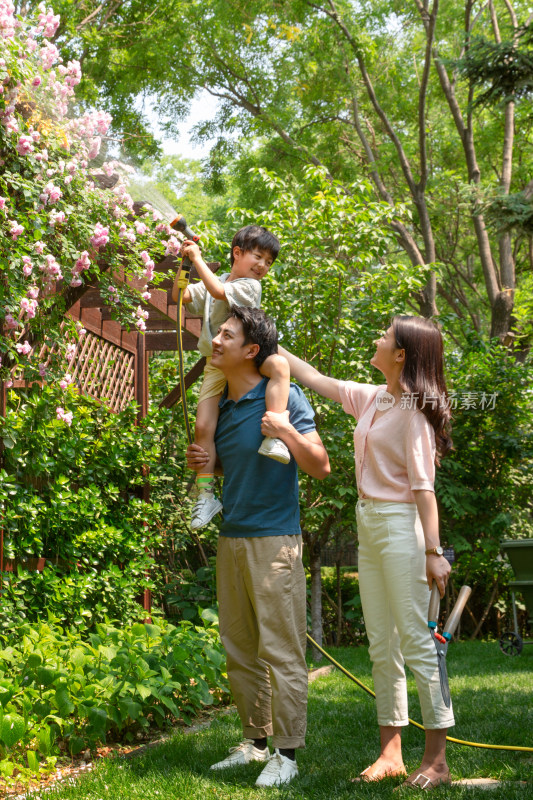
xmin=210 ymin=739 xmax=270 ymax=770
xmin=191 ymin=491 xmax=222 ymax=530
xmin=257 ymin=436 xmax=291 ymax=464
xmin=255 ymin=749 xmax=299 ymax=787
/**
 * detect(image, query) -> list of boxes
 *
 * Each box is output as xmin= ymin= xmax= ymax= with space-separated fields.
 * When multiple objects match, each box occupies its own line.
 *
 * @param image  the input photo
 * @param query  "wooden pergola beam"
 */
xmin=159 ymin=358 xmax=207 ymax=409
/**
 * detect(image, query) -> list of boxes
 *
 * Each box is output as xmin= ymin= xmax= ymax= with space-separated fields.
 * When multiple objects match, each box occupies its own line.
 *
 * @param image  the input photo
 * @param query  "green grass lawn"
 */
xmin=23 ymin=641 xmax=533 ymax=799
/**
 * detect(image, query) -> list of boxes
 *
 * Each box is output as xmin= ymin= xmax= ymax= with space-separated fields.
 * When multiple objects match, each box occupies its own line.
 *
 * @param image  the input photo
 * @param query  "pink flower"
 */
xmin=56 ymin=406 xmax=73 ymax=426
xmin=70 ymin=277 xmax=82 ymax=287
xmin=5 ymin=379 xmax=13 ymax=388
xmin=44 ymin=181 xmax=62 ymax=203
xmin=0 ymin=196 xmax=6 ymax=210
xmin=142 ymin=291 xmax=151 ymax=301
xmin=5 ymin=313 xmax=18 ymax=330
xmin=165 ymin=236 xmax=181 ymax=257
xmin=44 ymin=254 xmax=62 ymax=278
xmin=90 ymin=222 xmax=109 ymax=249
xmin=49 ymin=209 xmax=66 ymax=226
xmin=59 ymin=373 xmax=73 ymax=390
xmin=16 ymin=135 xmax=34 ymax=156
xmin=20 ymin=297 xmax=38 ymax=318
xmin=74 ymin=250 xmax=91 ymax=272
xmin=66 ymin=343 xmax=76 ymax=361
xmin=39 ymin=42 xmax=60 ymax=70
xmin=136 ymin=318 xmax=146 ymax=332
xmin=38 ymin=7 xmax=61 ymax=39
xmin=34 ymin=241 xmax=45 ymax=254
xmin=15 ymin=340 xmax=32 ymax=356
xmin=64 ymin=175 xmax=72 ymax=184
xmin=140 ymin=250 xmax=150 ymax=264
xmin=134 ymin=221 xmax=148 ymax=235
xmin=9 ymin=220 xmax=24 ymax=240
xmin=87 ymin=136 xmax=101 ymax=160
xmin=28 ymin=286 xmax=39 ymax=299
xmin=39 ymin=363 xmax=47 ymax=378
xmin=32 ymin=76 xmax=42 ymax=87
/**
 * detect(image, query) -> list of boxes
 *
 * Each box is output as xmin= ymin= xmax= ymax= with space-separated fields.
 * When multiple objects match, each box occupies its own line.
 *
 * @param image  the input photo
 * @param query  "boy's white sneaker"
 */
xmin=191 ymin=491 xmax=222 ymax=530
xmin=258 ymin=436 xmax=290 ymax=464
xmin=255 ymin=749 xmax=299 ymax=787
xmin=210 ymin=739 xmax=270 ymax=770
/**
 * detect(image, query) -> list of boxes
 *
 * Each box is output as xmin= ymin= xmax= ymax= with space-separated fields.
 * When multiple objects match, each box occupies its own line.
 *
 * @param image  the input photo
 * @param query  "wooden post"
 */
xmin=134 ymin=333 xmax=152 ymax=618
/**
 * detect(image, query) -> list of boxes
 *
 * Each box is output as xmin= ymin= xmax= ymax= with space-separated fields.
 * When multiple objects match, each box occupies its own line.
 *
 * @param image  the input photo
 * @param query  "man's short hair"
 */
xmin=230 ymin=225 xmax=280 ymax=265
xmin=228 ymin=306 xmax=278 ymax=368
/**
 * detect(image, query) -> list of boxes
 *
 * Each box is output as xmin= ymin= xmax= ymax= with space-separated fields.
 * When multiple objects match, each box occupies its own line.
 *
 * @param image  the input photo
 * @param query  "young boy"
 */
xmin=172 ymin=225 xmax=291 ymax=530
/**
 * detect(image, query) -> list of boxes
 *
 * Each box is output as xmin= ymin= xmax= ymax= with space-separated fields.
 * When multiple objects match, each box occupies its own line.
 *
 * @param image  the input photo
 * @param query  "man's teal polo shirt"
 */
xmin=215 ymin=376 xmax=316 ymax=537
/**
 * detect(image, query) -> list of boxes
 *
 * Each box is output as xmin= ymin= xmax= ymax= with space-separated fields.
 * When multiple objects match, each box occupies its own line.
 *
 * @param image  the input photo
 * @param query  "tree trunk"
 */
xmin=336 ymin=559 xmax=343 ymax=646
xmin=309 ymin=541 xmax=323 ymax=661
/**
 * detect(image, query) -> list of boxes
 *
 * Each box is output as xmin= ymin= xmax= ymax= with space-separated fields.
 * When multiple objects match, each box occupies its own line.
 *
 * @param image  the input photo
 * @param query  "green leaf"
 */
xmin=27 ymin=750 xmax=40 ymax=772
xmin=26 ymin=652 xmax=43 ymax=669
xmin=118 ymin=698 xmax=142 ymax=721
xmin=87 ymin=706 xmax=107 ymax=735
xmin=135 ymin=683 xmax=152 ymax=701
xmin=55 ymin=686 xmax=75 ymax=716
xmin=0 ymin=714 xmax=26 ymax=747
xmin=36 ymin=667 xmax=58 ymax=687
xmin=68 ymin=736 xmax=85 ymax=756
xmin=36 ymin=725 xmax=53 ymax=756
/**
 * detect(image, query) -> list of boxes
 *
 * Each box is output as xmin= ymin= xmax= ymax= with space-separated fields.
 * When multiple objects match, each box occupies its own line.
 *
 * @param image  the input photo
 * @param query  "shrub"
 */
xmin=0 ymin=618 xmax=228 ymax=789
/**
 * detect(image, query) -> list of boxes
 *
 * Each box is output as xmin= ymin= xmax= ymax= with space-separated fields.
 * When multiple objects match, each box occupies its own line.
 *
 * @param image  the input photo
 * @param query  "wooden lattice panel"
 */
xmin=71 ymin=332 xmax=135 ymax=412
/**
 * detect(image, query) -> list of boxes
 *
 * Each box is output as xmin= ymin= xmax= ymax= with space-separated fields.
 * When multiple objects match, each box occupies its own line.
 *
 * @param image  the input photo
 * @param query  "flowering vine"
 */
xmin=0 ymin=2 xmax=181 ymax=421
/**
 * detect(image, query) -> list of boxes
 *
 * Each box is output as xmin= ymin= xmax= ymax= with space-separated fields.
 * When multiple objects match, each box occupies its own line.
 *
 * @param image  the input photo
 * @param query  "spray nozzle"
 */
xmin=170 ymin=214 xmax=200 ymax=243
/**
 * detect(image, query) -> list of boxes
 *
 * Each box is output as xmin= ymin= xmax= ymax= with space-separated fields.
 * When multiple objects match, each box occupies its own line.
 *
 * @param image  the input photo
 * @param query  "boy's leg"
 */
xmin=191 ymin=395 xmax=222 ymax=529
xmin=258 ymin=354 xmax=291 ymax=464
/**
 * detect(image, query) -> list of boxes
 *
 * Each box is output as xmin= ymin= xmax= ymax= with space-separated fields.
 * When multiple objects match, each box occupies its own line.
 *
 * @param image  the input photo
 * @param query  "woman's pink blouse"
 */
xmin=338 ymin=381 xmax=436 ymax=502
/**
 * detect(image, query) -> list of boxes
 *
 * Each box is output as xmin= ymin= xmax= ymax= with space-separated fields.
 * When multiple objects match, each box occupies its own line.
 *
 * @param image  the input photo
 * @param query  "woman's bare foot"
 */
xmin=351 ymin=756 xmax=407 ymax=783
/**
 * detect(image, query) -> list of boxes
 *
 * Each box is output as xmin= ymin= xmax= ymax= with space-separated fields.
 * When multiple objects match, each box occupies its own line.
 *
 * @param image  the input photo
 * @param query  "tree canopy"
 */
xmin=19 ymin=0 xmax=533 ymax=346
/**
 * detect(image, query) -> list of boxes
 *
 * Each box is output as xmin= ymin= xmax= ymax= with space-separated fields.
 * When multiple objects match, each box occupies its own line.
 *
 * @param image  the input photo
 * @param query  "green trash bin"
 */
xmin=499 ymin=539 xmax=533 ymax=656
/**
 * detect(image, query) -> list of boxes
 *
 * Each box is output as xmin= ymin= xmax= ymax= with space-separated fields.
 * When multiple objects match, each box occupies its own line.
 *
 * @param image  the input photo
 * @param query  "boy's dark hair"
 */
xmin=230 ymin=225 xmax=280 ymax=266
xmin=228 ymin=306 xmax=278 ymax=368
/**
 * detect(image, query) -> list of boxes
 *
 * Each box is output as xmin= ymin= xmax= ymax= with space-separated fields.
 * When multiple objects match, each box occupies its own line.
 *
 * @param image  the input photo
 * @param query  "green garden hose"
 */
xmin=306 ymin=633 xmax=533 ymax=753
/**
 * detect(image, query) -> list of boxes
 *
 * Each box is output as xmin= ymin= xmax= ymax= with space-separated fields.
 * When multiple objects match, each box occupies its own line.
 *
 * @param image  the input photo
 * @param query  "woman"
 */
xmin=275 ymin=316 xmax=453 ymax=789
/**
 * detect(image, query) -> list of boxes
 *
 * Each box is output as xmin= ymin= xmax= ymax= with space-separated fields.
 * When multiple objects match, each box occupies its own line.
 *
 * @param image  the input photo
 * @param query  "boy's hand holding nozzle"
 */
xmin=176 ymin=239 xmax=200 ymax=290
xmin=181 ymin=239 xmax=202 ymax=266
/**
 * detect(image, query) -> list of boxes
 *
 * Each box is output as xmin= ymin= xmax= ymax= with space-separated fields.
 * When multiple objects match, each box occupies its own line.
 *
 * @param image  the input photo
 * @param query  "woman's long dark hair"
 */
xmin=392 ymin=316 xmax=453 ymax=464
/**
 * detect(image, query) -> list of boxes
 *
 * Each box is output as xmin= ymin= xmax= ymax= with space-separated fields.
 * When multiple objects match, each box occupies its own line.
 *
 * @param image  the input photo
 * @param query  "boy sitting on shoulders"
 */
xmin=172 ymin=225 xmax=290 ymax=530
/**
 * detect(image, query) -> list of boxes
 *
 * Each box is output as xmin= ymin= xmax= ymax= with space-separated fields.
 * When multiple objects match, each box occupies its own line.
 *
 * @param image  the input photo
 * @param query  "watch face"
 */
xmin=435 ymin=546 xmax=444 ymax=556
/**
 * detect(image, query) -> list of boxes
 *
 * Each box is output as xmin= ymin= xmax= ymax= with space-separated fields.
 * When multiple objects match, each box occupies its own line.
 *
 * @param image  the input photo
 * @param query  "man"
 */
xmin=187 ymin=305 xmax=330 ymax=787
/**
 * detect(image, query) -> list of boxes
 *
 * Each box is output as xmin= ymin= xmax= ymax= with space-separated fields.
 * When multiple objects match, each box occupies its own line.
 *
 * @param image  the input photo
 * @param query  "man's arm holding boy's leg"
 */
xmin=261 ymin=411 xmax=330 ymax=480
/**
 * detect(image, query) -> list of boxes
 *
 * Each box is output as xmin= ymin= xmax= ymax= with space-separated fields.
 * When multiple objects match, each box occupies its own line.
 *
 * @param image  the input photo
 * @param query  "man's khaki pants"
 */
xmin=216 ymin=534 xmax=308 ymax=749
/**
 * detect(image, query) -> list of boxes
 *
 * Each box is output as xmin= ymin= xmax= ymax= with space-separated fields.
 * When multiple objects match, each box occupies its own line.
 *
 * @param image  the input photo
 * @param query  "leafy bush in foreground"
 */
xmin=0 ymin=618 xmax=228 ymax=789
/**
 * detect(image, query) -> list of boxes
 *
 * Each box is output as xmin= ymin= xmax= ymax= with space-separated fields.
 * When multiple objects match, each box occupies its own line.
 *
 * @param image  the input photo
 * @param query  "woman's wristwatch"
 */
xmin=425 ymin=546 xmax=444 ymax=556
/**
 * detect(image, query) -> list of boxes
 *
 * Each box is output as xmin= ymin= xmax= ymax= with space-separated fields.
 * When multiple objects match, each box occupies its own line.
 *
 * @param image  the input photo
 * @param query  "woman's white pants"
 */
xmin=356 ymin=499 xmax=455 ymax=729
